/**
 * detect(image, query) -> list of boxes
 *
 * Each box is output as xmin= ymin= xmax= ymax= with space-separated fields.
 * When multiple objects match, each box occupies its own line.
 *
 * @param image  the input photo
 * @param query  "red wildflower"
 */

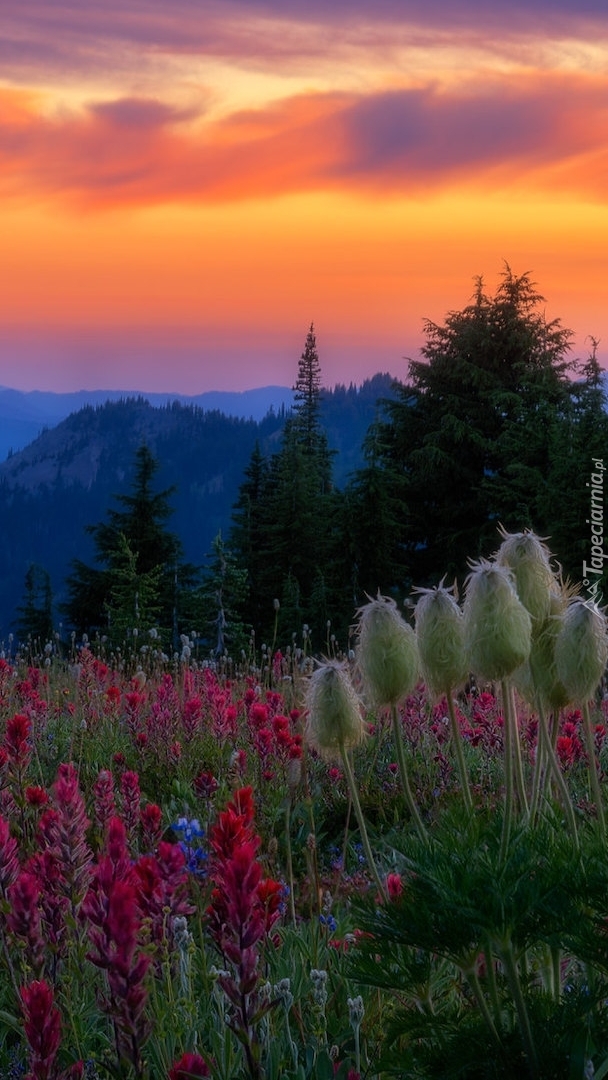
xmin=121 ymin=771 xmax=141 ymax=850
xmin=4 ymin=712 xmax=31 ymax=769
xmin=26 ymin=786 xmax=49 ymax=807
xmin=20 ymin=979 xmax=61 ymax=1080
xmin=0 ymin=815 xmax=20 ymax=897
xmin=249 ymin=703 xmax=269 ymax=729
xmin=8 ymin=870 xmax=45 ymax=976
xmin=386 ymin=873 xmax=404 ymax=901
xmin=256 ymin=877 xmax=284 ymax=932
xmin=168 ymin=1053 xmax=211 ymax=1079
xmin=192 ymin=771 xmax=218 ymax=800
xmin=140 ymin=803 xmax=163 ymax=851
xmin=47 ymin=764 xmax=93 ymax=912
xmin=93 ymin=769 xmax=115 ymax=834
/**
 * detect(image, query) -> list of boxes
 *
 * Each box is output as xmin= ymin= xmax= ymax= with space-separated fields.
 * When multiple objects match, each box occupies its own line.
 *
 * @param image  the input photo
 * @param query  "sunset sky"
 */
xmin=0 ymin=0 xmax=607 ymax=393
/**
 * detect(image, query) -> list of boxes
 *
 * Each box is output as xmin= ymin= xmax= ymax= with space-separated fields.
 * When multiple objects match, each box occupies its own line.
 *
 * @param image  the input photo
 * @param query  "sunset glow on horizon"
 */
xmin=1 ymin=1 xmax=607 ymax=394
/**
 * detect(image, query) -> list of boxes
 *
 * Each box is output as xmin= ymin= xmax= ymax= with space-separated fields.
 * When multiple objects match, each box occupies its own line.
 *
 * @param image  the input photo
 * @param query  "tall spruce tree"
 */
xmin=16 ymin=564 xmax=53 ymax=645
xmin=64 ymin=444 xmax=196 ymax=641
xmin=230 ymin=326 xmax=343 ymax=644
xmin=362 ymin=267 xmax=575 ymax=587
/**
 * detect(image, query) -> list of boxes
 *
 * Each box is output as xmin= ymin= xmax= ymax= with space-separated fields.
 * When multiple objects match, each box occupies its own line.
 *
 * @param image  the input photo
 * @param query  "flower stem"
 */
xmin=390 ymin=703 xmax=428 ymax=844
xmin=339 ymin=746 xmax=388 ymax=901
xmin=446 ymin=691 xmax=473 ymax=812
xmin=537 ymin=702 xmax=579 ymax=847
xmin=582 ymin=700 xmax=606 ymax=839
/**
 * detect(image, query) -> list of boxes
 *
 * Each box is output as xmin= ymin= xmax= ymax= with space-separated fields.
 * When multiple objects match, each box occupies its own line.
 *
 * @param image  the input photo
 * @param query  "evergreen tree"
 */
xmin=230 ymin=326 xmax=345 ymax=643
xmin=539 ymin=339 xmax=608 ymax=589
xmin=363 ymin=267 xmax=575 ymax=587
xmin=293 ymin=323 xmax=323 ymax=456
xmin=64 ymin=445 xmax=196 ymax=640
xmin=105 ymin=533 xmax=163 ymax=643
xmin=16 ymin=564 xmax=53 ymax=645
xmin=342 ymin=429 xmax=406 ymax=604
xmin=195 ymin=532 xmax=249 ymax=659
xmin=229 ymin=441 xmax=270 ymax=634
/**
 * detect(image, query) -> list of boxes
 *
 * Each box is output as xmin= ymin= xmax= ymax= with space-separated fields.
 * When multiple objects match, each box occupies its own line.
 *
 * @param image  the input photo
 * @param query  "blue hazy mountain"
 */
xmin=0 ymin=385 xmax=296 ymax=463
xmin=0 ymin=374 xmax=396 ymax=634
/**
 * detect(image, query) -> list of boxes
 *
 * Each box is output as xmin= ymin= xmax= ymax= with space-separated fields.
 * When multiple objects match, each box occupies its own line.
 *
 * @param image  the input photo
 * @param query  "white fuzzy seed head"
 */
xmin=414 ymin=585 xmax=468 ymax=697
xmin=305 ymin=661 xmax=365 ymax=760
xmin=463 ymin=560 xmax=532 ymax=681
xmin=495 ymin=528 xmax=555 ymax=626
xmin=356 ymin=594 xmax=419 ymax=707
xmin=554 ymin=599 xmax=608 ymax=703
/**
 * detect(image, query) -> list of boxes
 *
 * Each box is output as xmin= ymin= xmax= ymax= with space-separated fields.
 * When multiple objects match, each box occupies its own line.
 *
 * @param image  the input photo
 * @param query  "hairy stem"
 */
xmin=390 ymin=703 xmax=428 ymax=844
xmin=339 ymin=746 xmax=388 ymax=901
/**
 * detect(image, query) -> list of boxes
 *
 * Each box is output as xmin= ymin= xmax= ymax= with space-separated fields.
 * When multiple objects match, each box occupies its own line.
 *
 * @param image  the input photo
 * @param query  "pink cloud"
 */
xmin=0 ymin=73 xmax=607 ymax=208
xmin=0 ymin=2 xmax=606 ymax=80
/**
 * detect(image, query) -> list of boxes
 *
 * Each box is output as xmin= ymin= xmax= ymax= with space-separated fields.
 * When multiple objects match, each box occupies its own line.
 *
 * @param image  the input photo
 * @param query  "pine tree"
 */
xmin=293 ymin=323 xmax=323 ymax=456
xmin=230 ymin=326 xmax=344 ymax=642
xmin=63 ymin=445 xmax=196 ymax=640
xmin=16 ymin=564 xmax=53 ymax=645
xmin=195 ymin=532 xmax=249 ymax=659
xmin=363 ymin=267 xmax=575 ymax=586
xmin=105 ymin=533 xmax=163 ymax=643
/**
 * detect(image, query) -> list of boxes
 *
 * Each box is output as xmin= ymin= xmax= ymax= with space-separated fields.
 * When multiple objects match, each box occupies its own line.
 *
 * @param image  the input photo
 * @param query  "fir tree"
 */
xmin=16 ymin=564 xmax=53 ymax=645
xmin=64 ymin=445 xmax=196 ymax=640
xmin=195 ymin=532 xmax=249 ymax=659
xmin=230 ymin=326 xmax=344 ymax=642
xmin=363 ymin=267 xmax=575 ymax=586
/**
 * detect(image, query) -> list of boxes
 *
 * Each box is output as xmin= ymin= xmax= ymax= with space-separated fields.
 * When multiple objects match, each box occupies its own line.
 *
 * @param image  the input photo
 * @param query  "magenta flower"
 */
xmin=168 ymin=1052 xmax=211 ymax=1078
xmin=93 ymin=769 xmax=116 ymax=835
xmin=20 ymin=979 xmax=61 ymax=1080
xmin=120 ymin=771 xmax=141 ymax=851
xmin=0 ymin=814 xmax=20 ymax=898
xmin=8 ymin=870 xmax=45 ymax=977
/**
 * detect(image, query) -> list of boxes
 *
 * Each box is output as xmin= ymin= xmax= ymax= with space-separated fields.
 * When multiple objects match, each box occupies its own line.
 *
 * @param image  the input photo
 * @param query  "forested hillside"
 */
xmin=0 ymin=374 xmax=395 ymax=638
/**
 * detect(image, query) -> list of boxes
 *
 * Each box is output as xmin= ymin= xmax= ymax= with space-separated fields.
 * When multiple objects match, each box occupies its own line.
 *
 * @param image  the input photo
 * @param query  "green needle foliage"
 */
xmin=348 ymin=808 xmax=608 ymax=1079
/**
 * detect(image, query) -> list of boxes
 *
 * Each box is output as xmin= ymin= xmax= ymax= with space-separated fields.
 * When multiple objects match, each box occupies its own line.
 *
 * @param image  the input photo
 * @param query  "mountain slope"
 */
xmin=0 ymin=374 xmax=397 ymax=637
xmin=0 ymin=385 xmax=296 ymax=462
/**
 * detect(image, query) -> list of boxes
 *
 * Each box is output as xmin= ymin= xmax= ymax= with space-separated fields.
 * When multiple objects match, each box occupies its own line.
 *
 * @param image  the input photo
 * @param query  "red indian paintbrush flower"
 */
xmin=168 ymin=1052 xmax=211 ymax=1078
xmin=0 ymin=814 xmax=20 ymax=898
xmin=20 ymin=979 xmax=61 ymax=1080
xmin=8 ymin=870 xmax=45 ymax=977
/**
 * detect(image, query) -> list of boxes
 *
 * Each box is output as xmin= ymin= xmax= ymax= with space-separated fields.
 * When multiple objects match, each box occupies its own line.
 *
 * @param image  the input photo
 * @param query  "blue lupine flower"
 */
xmin=172 ymin=817 xmax=208 ymax=878
xmin=173 ymin=816 xmax=204 ymax=844
xmin=319 ymin=913 xmax=337 ymax=933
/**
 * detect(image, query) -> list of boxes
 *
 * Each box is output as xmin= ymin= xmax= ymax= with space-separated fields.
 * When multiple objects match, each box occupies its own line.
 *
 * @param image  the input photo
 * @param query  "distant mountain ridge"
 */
xmin=0 ymin=374 xmax=397 ymax=635
xmin=0 ymin=385 xmax=296 ymax=463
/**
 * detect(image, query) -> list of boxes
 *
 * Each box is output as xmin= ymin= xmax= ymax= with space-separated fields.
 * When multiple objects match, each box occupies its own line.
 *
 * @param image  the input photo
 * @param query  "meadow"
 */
xmin=1 ymin=532 xmax=608 ymax=1079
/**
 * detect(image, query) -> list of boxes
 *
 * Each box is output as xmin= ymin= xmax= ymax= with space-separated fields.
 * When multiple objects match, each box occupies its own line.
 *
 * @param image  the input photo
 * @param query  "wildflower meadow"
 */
xmin=1 ymin=530 xmax=608 ymax=1079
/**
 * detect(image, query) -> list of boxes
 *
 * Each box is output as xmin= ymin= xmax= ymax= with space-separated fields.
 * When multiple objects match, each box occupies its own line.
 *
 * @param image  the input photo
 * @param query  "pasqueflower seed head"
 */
xmin=514 ymin=605 xmax=569 ymax=712
xmin=356 ymin=594 xmax=418 ymax=707
xmin=305 ymin=662 xmax=365 ymax=760
xmin=495 ymin=528 xmax=555 ymax=625
xmin=463 ymin=560 xmax=532 ymax=681
xmin=414 ymin=584 xmax=468 ymax=696
xmin=555 ymin=599 xmax=608 ymax=703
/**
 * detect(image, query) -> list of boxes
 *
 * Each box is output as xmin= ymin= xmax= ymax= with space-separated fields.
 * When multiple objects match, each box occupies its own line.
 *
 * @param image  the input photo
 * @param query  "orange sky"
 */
xmin=0 ymin=1 xmax=607 ymax=392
